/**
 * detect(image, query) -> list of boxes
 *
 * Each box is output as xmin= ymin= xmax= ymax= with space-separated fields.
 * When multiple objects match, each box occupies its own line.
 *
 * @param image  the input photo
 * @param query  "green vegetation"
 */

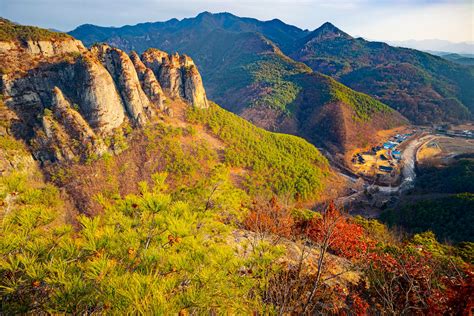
xmin=327 ymin=77 xmax=393 ymax=121
xmin=381 ymin=193 xmax=474 ymax=243
xmin=186 ymin=103 xmax=329 ymax=199
xmin=415 ymin=159 xmax=474 ymax=194
xmin=0 ymin=101 xmax=471 ymax=313
xmin=0 ymin=122 xmax=285 ymax=314
xmin=381 ymin=159 xmax=474 ymax=244
xmin=244 ymin=55 xmax=310 ymax=112
xmin=51 ymin=116 xmax=329 ymax=217
xmin=0 ymin=18 xmax=71 ymax=42
xmin=0 ymin=171 xmax=284 ymax=313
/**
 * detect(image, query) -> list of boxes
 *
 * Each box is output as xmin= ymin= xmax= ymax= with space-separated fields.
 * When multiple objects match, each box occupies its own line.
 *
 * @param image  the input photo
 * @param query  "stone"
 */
xmin=73 ymin=54 xmax=126 ymax=132
xmin=92 ymin=44 xmax=153 ymax=125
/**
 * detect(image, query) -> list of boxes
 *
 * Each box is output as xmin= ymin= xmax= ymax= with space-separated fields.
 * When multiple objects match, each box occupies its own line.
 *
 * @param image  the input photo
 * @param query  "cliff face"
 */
xmin=142 ymin=49 xmax=209 ymax=109
xmin=0 ymin=35 xmax=209 ymax=163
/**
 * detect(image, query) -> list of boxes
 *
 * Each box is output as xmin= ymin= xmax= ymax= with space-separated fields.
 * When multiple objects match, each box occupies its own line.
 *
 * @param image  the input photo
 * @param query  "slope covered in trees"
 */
xmin=381 ymin=159 xmax=474 ymax=244
xmin=0 ymin=18 xmax=72 ymax=41
xmin=290 ymin=22 xmax=474 ymax=123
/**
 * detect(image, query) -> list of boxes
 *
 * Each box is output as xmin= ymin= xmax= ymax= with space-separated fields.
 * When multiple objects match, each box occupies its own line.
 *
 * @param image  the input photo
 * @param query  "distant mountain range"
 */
xmin=427 ymin=52 xmax=474 ymax=66
xmin=387 ymin=39 xmax=474 ymax=55
xmin=69 ymin=12 xmax=473 ymax=127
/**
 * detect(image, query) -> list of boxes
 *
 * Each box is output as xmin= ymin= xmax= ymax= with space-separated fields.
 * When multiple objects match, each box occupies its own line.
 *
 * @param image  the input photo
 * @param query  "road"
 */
xmin=387 ymin=134 xmax=437 ymax=192
xmin=337 ymin=133 xmax=438 ymax=213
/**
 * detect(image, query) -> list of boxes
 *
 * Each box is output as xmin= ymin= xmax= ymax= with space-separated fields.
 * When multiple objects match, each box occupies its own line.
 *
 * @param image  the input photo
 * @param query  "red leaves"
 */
xmin=243 ymin=197 xmax=294 ymax=238
xmin=306 ymin=202 xmax=372 ymax=260
xmin=347 ymin=293 xmax=369 ymax=316
xmin=429 ymin=268 xmax=474 ymax=315
xmin=242 ymin=199 xmax=474 ymax=314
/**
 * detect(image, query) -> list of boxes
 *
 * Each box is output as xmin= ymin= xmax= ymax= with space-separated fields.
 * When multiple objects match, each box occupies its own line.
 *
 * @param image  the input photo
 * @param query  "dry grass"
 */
xmin=418 ymin=136 xmax=474 ymax=166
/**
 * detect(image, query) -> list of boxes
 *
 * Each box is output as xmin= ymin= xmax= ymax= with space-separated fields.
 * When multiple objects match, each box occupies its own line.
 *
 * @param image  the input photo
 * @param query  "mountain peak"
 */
xmin=196 ymin=11 xmax=213 ymax=18
xmin=310 ymin=22 xmax=351 ymax=40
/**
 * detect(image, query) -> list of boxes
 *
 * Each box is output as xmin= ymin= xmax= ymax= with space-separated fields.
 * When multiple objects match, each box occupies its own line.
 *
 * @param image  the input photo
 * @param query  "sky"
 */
xmin=1 ymin=0 xmax=473 ymax=43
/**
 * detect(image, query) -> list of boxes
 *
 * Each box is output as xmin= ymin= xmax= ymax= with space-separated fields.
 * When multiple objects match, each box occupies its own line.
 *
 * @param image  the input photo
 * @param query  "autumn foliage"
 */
xmin=242 ymin=198 xmax=474 ymax=314
xmin=306 ymin=202 xmax=372 ymax=260
xmin=243 ymin=197 xmax=294 ymax=239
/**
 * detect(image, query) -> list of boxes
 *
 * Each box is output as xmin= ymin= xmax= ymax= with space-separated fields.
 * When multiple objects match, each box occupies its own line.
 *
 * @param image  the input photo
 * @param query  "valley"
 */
xmin=0 ymin=13 xmax=472 ymax=315
xmin=338 ymin=125 xmax=474 ymax=218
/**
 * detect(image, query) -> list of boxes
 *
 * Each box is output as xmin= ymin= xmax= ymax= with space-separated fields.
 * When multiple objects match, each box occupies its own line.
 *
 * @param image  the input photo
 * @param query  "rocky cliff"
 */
xmin=0 ymin=19 xmax=209 ymax=163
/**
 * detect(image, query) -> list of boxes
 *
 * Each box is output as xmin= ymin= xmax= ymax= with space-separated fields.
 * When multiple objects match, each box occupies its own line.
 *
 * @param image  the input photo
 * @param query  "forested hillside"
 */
xmin=0 ymin=16 xmax=472 ymax=315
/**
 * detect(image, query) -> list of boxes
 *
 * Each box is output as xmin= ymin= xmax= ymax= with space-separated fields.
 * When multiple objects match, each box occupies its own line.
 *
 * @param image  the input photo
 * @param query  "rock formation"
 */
xmin=183 ymin=64 xmax=209 ymax=109
xmin=141 ymin=49 xmax=209 ymax=109
xmin=130 ymin=51 xmax=166 ymax=110
xmin=91 ymin=44 xmax=152 ymax=125
xmin=73 ymin=54 xmax=126 ymax=131
xmin=0 ymin=28 xmax=209 ymax=163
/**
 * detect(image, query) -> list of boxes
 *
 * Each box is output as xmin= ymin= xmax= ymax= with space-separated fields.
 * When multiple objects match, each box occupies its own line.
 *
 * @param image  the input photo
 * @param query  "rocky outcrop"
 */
xmin=141 ymin=49 xmax=168 ymax=74
xmin=24 ymin=39 xmax=85 ymax=57
xmin=32 ymin=87 xmax=108 ymax=162
xmin=73 ymin=55 xmax=126 ymax=131
xmin=130 ymin=51 xmax=166 ymax=110
xmin=51 ymin=87 xmax=106 ymax=155
xmin=92 ymin=45 xmax=153 ymax=125
xmin=183 ymin=65 xmax=209 ymax=109
xmin=141 ymin=49 xmax=209 ymax=109
xmin=0 ymin=38 xmax=85 ymax=56
xmin=1 ymin=31 xmax=210 ymax=163
xmin=158 ymin=53 xmax=184 ymax=99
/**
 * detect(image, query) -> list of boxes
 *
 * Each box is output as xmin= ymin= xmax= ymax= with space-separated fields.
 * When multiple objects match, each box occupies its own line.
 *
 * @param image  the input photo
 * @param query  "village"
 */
xmin=350 ymin=132 xmax=415 ymax=185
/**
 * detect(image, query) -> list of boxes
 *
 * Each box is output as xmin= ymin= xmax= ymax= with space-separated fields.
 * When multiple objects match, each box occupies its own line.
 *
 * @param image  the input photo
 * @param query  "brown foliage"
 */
xmin=243 ymin=196 xmax=294 ymax=240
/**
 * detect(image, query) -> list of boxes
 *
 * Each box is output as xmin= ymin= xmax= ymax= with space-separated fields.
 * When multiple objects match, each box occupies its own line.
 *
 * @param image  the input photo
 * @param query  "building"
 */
xmin=379 ymin=165 xmax=393 ymax=172
xmin=392 ymin=150 xmax=401 ymax=160
xmin=383 ymin=142 xmax=397 ymax=150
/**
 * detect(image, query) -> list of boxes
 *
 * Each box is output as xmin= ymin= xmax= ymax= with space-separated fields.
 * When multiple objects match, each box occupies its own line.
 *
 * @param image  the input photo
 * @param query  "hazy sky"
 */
xmin=1 ymin=0 xmax=473 ymax=42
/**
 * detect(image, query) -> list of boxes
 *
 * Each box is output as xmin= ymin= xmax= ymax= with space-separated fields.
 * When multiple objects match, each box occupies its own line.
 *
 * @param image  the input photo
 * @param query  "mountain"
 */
xmin=1 ymin=18 xmax=472 ymax=315
xmin=0 ymin=18 xmax=333 ymax=208
xmin=70 ymin=12 xmax=406 ymax=158
xmin=69 ymin=12 xmax=308 ymax=53
xmin=434 ymin=53 xmax=474 ymax=66
xmin=70 ymin=12 xmax=473 ymax=126
xmin=290 ymin=23 xmax=474 ymax=124
xmin=387 ymin=39 xmax=474 ymax=55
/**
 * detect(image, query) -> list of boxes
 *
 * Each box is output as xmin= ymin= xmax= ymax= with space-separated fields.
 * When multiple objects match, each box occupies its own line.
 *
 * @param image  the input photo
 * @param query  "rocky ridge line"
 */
xmin=0 ymin=39 xmax=209 ymax=163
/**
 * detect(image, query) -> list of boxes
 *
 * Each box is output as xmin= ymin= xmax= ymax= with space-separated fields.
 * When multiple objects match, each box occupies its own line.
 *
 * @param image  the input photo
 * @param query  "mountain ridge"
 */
xmin=69 ymin=12 xmax=473 ymax=125
xmin=69 ymin=13 xmax=407 ymax=158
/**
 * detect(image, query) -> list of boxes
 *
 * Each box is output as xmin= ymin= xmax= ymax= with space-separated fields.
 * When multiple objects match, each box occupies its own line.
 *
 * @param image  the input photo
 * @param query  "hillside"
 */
xmin=0 ymin=19 xmax=334 ymax=210
xmin=69 ymin=13 xmax=406 ymax=157
xmin=0 ymin=17 xmax=72 ymax=41
xmin=70 ymin=12 xmax=474 ymax=125
xmin=290 ymin=23 xmax=474 ymax=123
xmin=381 ymin=159 xmax=474 ymax=243
xmin=439 ymin=53 xmax=474 ymax=66
xmin=1 ymin=19 xmax=472 ymax=314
